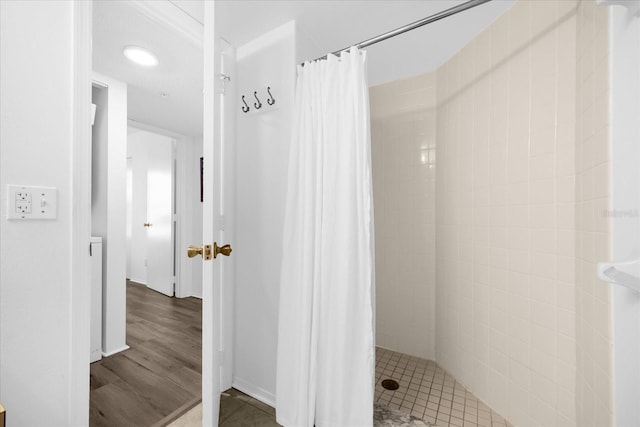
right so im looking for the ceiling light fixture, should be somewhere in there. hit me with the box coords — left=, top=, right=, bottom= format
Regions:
left=123, top=45, right=158, bottom=67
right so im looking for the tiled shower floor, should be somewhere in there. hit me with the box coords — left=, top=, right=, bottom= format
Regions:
left=375, top=348, right=514, bottom=427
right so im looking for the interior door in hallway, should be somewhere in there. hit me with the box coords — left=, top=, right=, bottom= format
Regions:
left=145, top=134, right=175, bottom=297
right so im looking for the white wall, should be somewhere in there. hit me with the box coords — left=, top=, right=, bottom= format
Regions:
left=0, top=1, right=85, bottom=425
left=609, top=4, right=640, bottom=426
left=92, top=72, right=128, bottom=357
left=232, top=21, right=296, bottom=405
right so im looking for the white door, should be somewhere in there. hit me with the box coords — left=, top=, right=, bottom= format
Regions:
left=202, top=2, right=223, bottom=425
left=218, top=39, right=236, bottom=392
left=146, top=137, right=175, bottom=296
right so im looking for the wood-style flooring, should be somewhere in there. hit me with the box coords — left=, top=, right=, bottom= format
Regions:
left=90, top=280, right=202, bottom=427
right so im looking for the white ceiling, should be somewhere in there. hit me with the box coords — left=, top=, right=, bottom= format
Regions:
left=92, top=0, right=514, bottom=137
left=93, top=1, right=204, bottom=137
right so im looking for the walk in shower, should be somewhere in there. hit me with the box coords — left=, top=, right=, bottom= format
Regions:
left=369, top=69, right=513, bottom=427
left=218, top=0, right=627, bottom=425
left=369, top=1, right=617, bottom=426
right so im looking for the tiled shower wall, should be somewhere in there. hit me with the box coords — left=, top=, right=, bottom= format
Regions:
left=371, top=73, right=437, bottom=360
left=575, top=1, right=613, bottom=426
left=370, top=1, right=613, bottom=425
left=434, top=1, right=605, bottom=426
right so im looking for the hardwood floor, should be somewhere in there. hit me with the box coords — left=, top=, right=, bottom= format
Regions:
left=90, top=281, right=202, bottom=427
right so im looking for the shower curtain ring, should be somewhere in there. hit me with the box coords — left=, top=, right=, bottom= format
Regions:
left=267, top=86, right=276, bottom=105
left=253, top=91, right=262, bottom=109
left=241, top=95, right=250, bottom=113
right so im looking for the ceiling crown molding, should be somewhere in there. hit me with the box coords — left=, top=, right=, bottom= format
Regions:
left=129, top=0, right=203, bottom=48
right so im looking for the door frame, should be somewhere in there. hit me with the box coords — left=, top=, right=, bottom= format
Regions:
left=91, top=73, right=129, bottom=358
left=70, top=0, right=93, bottom=424
left=71, top=0, right=224, bottom=424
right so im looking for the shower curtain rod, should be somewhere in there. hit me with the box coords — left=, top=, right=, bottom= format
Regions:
left=303, top=0, right=493, bottom=64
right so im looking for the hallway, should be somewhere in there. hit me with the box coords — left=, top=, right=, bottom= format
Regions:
left=90, top=281, right=202, bottom=426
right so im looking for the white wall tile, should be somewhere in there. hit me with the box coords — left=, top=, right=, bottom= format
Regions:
left=371, top=74, right=437, bottom=360
left=575, top=1, right=613, bottom=425
left=433, top=1, right=607, bottom=425
left=372, top=2, right=613, bottom=426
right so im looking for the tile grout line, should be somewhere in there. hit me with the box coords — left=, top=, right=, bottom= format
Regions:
left=375, top=348, right=512, bottom=427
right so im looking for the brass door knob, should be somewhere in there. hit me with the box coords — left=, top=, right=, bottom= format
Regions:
left=188, top=244, right=213, bottom=260
left=143, top=222, right=152, bottom=227
left=213, top=242, right=232, bottom=258
left=187, top=245, right=203, bottom=258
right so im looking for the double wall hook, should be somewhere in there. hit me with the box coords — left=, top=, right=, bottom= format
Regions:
left=253, top=91, right=262, bottom=109
left=241, top=95, right=250, bottom=113
left=267, top=86, right=276, bottom=105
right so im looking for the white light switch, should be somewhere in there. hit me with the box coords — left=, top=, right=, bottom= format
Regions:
left=7, top=185, right=57, bottom=220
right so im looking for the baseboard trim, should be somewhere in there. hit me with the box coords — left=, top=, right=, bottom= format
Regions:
left=128, top=278, right=147, bottom=286
left=101, top=344, right=130, bottom=358
left=231, top=377, right=275, bottom=408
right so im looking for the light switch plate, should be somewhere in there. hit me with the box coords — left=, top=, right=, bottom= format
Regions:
left=7, top=185, right=57, bottom=220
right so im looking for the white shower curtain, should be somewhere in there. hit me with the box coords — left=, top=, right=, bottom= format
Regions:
left=275, top=46, right=375, bottom=427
